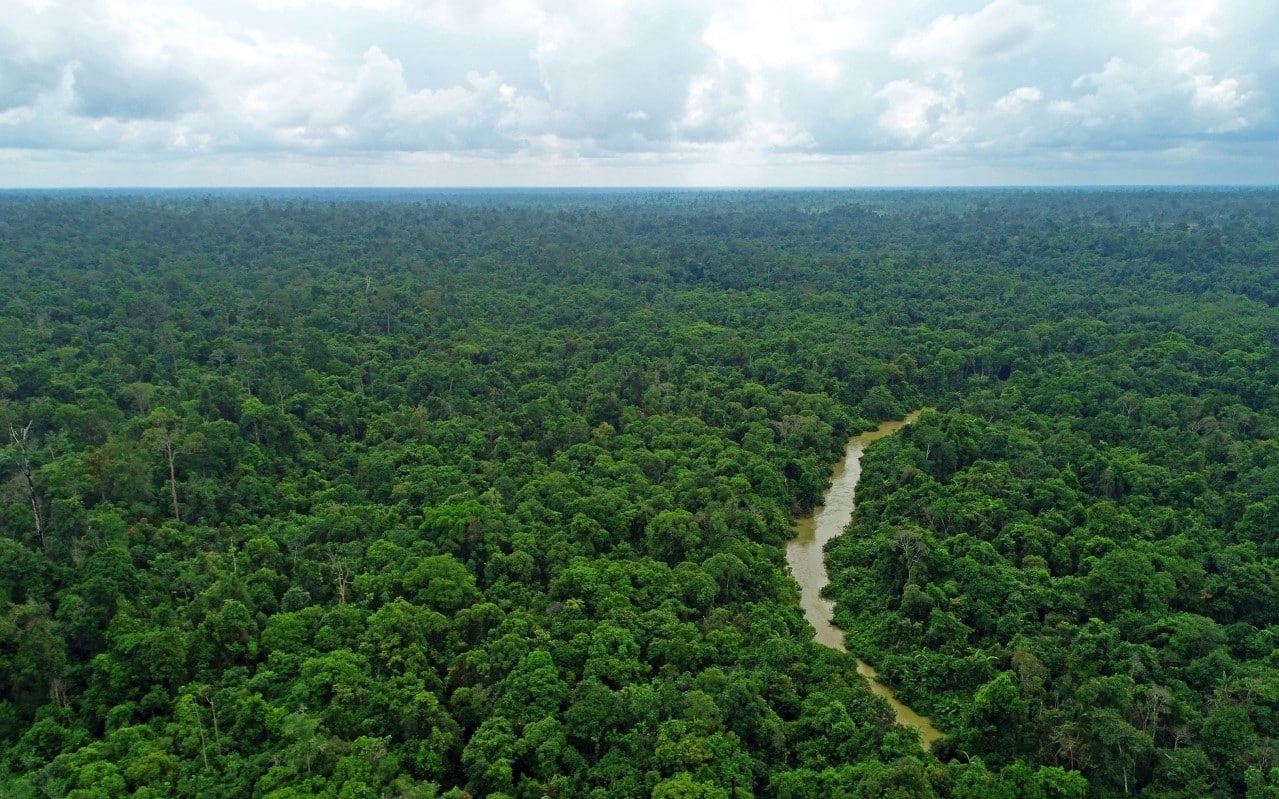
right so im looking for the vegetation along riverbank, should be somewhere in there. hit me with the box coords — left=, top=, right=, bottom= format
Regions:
left=2, top=188, right=1278, bottom=797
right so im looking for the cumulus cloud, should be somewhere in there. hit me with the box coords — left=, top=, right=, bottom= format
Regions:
left=704, top=0, right=876, bottom=82
left=0, top=0, right=1276, bottom=185
left=525, top=1, right=715, bottom=151
left=892, top=0, right=1052, bottom=65
left=875, top=77, right=965, bottom=148
left=229, top=46, right=515, bottom=152
left=674, top=67, right=750, bottom=144
left=1126, top=0, right=1223, bottom=43
left=994, top=86, right=1043, bottom=115
left=1047, top=47, right=1261, bottom=145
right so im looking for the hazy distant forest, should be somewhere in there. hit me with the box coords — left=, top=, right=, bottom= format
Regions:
left=3, top=188, right=1279, bottom=799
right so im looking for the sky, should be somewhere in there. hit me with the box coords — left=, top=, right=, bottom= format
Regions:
left=1, top=0, right=1277, bottom=187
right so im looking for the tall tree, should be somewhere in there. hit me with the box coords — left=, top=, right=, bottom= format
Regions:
left=8, top=421, right=44, bottom=548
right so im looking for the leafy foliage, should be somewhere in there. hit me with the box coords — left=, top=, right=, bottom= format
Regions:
left=2, top=187, right=1277, bottom=797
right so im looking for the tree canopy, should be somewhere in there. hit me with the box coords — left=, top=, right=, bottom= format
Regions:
left=2, top=187, right=1278, bottom=798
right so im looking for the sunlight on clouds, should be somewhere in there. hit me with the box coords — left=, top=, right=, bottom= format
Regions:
left=875, top=78, right=963, bottom=148
left=876, top=80, right=943, bottom=144
left=1172, top=46, right=1251, bottom=131
left=1189, top=76, right=1248, bottom=133
left=703, top=0, right=870, bottom=83
left=693, top=0, right=886, bottom=156
left=675, top=71, right=747, bottom=143
left=738, top=74, right=814, bottom=150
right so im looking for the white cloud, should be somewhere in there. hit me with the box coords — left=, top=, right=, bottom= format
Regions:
left=538, top=4, right=713, bottom=146
left=1126, top=0, right=1222, bottom=43
left=893, top=0, right=1052, bottom=66
left=994, top=86, right=1043, bottom=114
left=674, top=69, right=748, bottom=144
left=876, top=80, right=946, bottom=146
left=875, top=73, right=970, bottom=149
left=0, top=0, right=1276, bottom=185
left=704, top=0, right=875, bottom=83
left=1048, top=47, right=1261, bottom=144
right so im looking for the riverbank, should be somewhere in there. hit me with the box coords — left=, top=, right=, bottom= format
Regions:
left=785, top=411, right=945, bottom=749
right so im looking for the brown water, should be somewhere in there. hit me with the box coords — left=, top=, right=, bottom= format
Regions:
left=786, top=411, right=945, bottom=749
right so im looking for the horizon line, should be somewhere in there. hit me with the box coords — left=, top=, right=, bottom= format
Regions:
left=3, top=184, right=1277, bottom=192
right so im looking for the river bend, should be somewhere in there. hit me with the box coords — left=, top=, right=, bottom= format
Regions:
left=785, top=411, right=944, bottom=749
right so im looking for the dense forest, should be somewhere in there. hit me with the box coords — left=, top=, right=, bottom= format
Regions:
left=1, top=188, right=1277, bottom=798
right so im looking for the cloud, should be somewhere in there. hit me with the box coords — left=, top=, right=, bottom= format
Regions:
left=704, top=0, right=876, bottom=82
left=674, top=67, right=749, bottom=144
left=693, top=0, right=906, bottom=156
left=875, top=74, right=968, bottom=149
left=0, top=56, right=61, bottom=112
left=0, top=9, right=67, bottom=112
left=525, top=1, right=715, bottom=150
left=1046, top=48, right=1262, bottom=146
left=1126, top=0, right=1222, bottom=43
left=70, top=54, right=207, bottom=121
left=0, top=0, right=1276, bottom=185
left=205, top=0, right=716, bottom=155
left=994, top=86, right=1043, bottom=115
left=340, top=49, right=518, bottom=151
left=893, top=0, right=1052, bottom=65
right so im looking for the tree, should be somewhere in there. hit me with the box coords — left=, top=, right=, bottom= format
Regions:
left=141, top=407, right=199, bottom=522
left=7, top=421, right=45, bottom=548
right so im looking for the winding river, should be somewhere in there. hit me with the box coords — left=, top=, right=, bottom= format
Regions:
left=786, top=411, right=945, bottom=749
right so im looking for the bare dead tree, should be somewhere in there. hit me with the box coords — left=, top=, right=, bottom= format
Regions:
left=1170, top=724, right=1191, bottom=752
left=193, top=704, right=210, bottom=769
left=142, top=408, right=199, bottom=523
left=1049, top=721, right=1093, bottom=772
left=207, top=695, right=223, bottom=755
left=148, top=427, right=182, bottom=522
left=49, top=678, right=70, bottom=709
left=890, top=526, right=930, bottom=586
left=1141, top=685, right=1171, bottom=741
left=329, top=553, right=350, bottom=604
left=9, top=422, right=45, bottom=548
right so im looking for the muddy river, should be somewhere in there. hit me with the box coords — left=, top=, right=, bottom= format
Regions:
left=786, top=411, right=944, bottom=749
